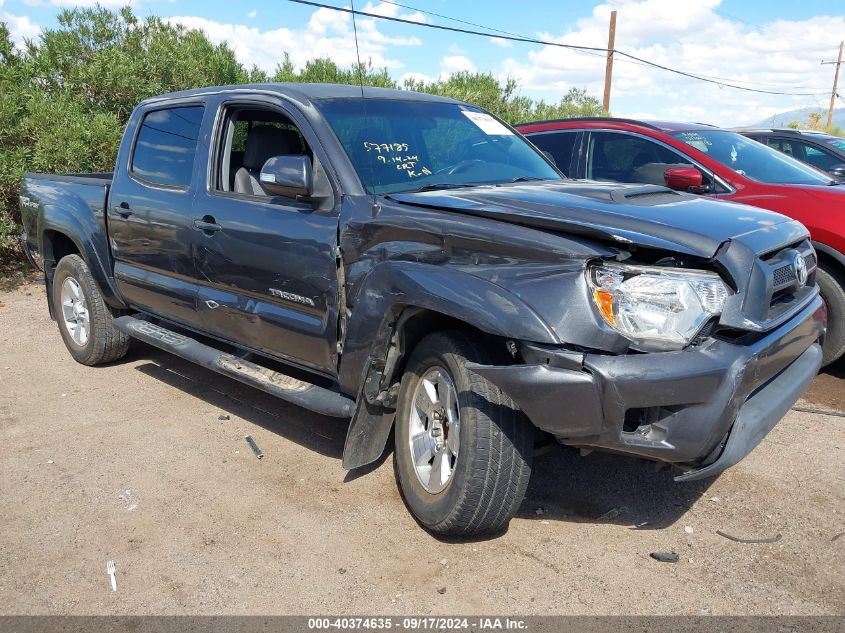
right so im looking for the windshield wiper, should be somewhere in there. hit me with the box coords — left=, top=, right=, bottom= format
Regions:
left=496, top=176, right=548, bottom=185
left=407, top=183, right=478, bottom=193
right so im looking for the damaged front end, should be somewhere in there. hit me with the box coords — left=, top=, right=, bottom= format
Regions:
left=470, top=231, right=827, bottom=481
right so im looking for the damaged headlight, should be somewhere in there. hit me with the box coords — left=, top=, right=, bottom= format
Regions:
left=587, top=262, right=730, bottom=351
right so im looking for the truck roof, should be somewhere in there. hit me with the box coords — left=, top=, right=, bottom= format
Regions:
left=141, top=82, right=464, bottom=107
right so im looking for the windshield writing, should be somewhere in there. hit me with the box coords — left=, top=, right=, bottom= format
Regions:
left=316, top=98, right=560, bottom=194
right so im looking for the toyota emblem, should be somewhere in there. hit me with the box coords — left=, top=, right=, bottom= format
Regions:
left=793, top=253, right=808, bottom=286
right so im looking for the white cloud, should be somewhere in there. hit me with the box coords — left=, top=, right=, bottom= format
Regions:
left=489, top=37, right=513, bottom=49
left=362, top=1, right=427, bottom=24
left=495, top=0, right=844, bottom=126
left=246, top=10, right=257, bottom=19
left=1, top=10, right=39, bottom=48
left=168, top=3, right=424, bottom=73
left=440, top=55, right=476, bottom=78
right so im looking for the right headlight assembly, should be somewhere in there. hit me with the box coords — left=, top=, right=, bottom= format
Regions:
left=587, top=262, right=730, bottom=352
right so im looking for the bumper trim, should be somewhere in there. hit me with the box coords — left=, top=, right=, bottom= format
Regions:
left=466, top=363, right=604, bottom=438
left=673, top=342, right=822, bottom=482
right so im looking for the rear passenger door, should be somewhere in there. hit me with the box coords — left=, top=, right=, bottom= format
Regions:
left=190, top=96, right=341, bottom=375
left=108, top=103, right=206, bottom=329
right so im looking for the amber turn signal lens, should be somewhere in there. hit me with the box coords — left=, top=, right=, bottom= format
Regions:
left=593, top=289, right=615, bottom=326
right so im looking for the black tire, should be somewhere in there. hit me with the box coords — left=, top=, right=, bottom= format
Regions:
left=817, top=264, right=845, bottom=367
left=52, top=254, right=130, bottom=366
left=393, top=330, right=533, bottom=536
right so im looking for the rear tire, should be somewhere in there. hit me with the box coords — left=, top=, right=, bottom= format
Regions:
left=817, top=264, right=845, bottom=367
left=52, top=254, right=130, bottom=366
left=393, top=330, right=533, bottom=536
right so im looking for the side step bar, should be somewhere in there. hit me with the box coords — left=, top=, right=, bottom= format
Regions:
left=114, top=316, right=355, bottom=418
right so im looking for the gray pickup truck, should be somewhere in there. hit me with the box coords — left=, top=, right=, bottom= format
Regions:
left=20, top=84, right=826, bottom=535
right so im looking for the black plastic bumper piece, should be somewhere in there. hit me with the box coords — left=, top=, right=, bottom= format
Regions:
left=114, top=316, right=355, bottom=418
left=470, top=295, right=826, bottom=475
left=673, top=342, right=822, bottom=481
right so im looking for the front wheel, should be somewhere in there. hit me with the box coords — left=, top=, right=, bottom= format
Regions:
left=393, top=331, right=533, bottom=536
left=817, top=264, right=845, bottom=366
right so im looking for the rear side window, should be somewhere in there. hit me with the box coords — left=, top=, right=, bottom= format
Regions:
left=528, top=132, right=578, bottom=175
left=131, top=106, right=204, bottom=187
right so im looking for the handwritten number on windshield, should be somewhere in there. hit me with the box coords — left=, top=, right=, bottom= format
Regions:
left=364, top=141, right=432, bottom=178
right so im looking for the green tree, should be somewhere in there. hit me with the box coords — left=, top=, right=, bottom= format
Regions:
left=0, top=6, right=603, bottom=265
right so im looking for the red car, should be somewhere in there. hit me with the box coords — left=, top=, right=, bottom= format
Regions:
left=517, top=118, right=845, bottom=366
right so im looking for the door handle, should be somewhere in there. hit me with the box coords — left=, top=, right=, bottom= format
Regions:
left=116, top=201, right=132, bottom=218
left=193, top=216, right=222, bottom=234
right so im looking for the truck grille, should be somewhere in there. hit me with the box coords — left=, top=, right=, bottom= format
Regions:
left=772, top=263, right=795, bottom=287
left=771, top=254, right=815, bottom=287
left=761, top=242, right=818, bottom=324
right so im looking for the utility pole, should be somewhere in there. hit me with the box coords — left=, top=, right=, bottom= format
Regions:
left=824, top=41, right=843, bottom=128
left=602, top=10, right=617, bottom=115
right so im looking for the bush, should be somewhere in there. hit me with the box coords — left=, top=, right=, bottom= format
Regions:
left=0, top=7, right=603, bottom=264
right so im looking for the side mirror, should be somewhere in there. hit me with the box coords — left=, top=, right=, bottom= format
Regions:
left=664, top=166, right=703, bottom=192
left=829, top=163, right=845, bottom=179
left=260, top=155, right=312, bottom=198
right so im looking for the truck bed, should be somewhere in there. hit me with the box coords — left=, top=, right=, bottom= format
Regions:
left=19, top=172, right=114, bottom=270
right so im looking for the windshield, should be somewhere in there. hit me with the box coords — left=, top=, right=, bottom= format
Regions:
left=671, top=130, right=833, bottom=185
left=315, top=98, right=561, bottom=194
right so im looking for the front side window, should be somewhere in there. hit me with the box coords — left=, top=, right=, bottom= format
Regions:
left=586, top=131, right=695, bottom=185
left=215, top=106, right=310, bottom=199
left=315, top=98, right=560, bottom=194
left=673, top=130, right=833, bottom=185
left=131, top=106, right=204, bottom=187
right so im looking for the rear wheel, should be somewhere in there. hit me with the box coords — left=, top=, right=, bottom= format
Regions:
left=393, top=331, right=533, bottom=536
left=52, top=254, right=130, bottom=366
left=817, top=264, right=845, bottom=367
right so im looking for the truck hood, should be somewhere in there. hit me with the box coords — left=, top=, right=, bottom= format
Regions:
left=388, top=181, right=804, bottom=258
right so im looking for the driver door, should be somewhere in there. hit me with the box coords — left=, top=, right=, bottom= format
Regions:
left=191, top=96, right=341, bottom=374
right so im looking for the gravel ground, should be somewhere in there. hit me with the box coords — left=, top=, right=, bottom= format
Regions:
left=0, top=279, right=843, bottom=615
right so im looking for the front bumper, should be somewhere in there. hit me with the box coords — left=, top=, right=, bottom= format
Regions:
left=470, top=295, right=826, bottom=481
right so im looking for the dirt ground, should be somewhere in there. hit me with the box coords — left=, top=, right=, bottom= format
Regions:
left=0, top=279, right=843, bottom=616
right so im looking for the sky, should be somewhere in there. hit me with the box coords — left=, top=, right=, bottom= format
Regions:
left=2, top=0, right=844, bottom=126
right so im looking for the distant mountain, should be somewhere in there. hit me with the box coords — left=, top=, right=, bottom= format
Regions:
left=751, top=107, right=845, bottom=129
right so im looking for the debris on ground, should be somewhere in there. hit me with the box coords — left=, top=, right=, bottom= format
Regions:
left=534, top=507, right=545, bottom=516
left=437, top=587, right=447, bottom=594
left=650, top=551, right=679, bottom=563
left=218, top=414, right=230, bottom=421
left=832, top=532, right=844, bottom=542
left=716, top=530, right=782, bottom=544
left=46, top=459, right=53, bottom=464
left=338, top=568, right=347, bottom=574
left=118, top=489, right=138, bottom=512
left=244, top=435, right=263, bottom=459
left=106, top=560, right=117, bottom=592
left=709, top=496, right=721, bottom=503
left=684, top=526, right=694, bottom=534
left=439, top=558, right=448, bottom=566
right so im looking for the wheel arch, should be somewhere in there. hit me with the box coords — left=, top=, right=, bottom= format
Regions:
left=341, top=303, right=518, bottom=471
left=41, top=214, right=126, bottom=318
left=813, top=241, right=845, bottom=281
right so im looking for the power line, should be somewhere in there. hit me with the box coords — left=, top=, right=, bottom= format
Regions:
left=386, top=0, right=829, bottom=92
left=287, top=0, right=829, bottom=97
